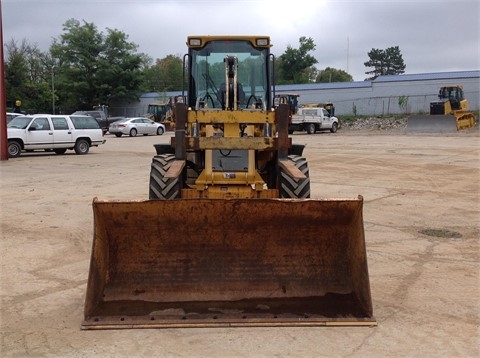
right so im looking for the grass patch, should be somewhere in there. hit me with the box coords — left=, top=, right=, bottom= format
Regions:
left=419, top=228, right=462, bottom=239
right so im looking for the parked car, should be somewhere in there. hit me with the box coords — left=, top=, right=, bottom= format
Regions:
left=7, top=114, right=106, bottom=158
left=71, top=110, right=124, bottom=134
left=108, top=117, right=165, bottom=137
left=6, top=112, right=23, bottom=123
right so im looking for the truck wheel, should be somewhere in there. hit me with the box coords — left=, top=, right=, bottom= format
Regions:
left=8, top=140, right=22, bottom=158
left=280, top=155, right=310, bottom=198
left=74, top=139, right=90, bottom=154
left=54, top=148, right=67, bottom=155
left=306, top=123, right=316, bottom=134
left=149, top=154, right=181, bottom=200
left=330, top=122, right=338, bottom=133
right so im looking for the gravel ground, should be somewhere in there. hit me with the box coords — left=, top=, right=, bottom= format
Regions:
left=1, top=126, right=479, bottom=357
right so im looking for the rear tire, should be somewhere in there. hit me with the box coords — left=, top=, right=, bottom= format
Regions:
left=115, top=133, right=122, bottom=137
left=129, top=128, right=137, bottom=137
left=280, top=155, right=310, bottom=198
left=149, top=154, right=182, bottom=200
left=74, top=139, right=90, bottom=154
left=54, top=148, right=67, bottom=155
left=306, top=123, right=316, bottom=134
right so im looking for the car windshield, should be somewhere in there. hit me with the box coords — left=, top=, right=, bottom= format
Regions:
left=7, top=116, right=33, bottom=129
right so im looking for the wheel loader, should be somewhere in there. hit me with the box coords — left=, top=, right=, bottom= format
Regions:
left=407, top=85, right=476, bottom=132
left=82, top=36, right=376, bottom=329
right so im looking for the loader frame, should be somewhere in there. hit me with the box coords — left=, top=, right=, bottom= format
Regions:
left=82, top=36, right=376, bottom=329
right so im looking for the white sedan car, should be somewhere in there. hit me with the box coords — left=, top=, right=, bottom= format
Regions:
left=109, top=117, right=166, bottom=137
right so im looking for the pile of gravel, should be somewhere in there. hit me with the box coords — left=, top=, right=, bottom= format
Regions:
left=341, top=117, right=408, bottom=131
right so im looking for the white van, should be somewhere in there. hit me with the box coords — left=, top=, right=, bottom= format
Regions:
left=7, top=114, right=106, bottom=158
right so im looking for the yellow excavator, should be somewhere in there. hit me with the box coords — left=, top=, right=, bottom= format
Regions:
left=82, top=36, right=376, bottom=329
left=407, top=85, right=476, bottom=132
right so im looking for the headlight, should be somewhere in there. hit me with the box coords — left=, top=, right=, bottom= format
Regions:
left=256, top=38, right=269, bottom=46
left=189, top=38, right=202, bottom=46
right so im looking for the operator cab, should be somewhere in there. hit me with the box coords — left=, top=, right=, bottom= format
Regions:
left=186, top=37, right=272, bottom=111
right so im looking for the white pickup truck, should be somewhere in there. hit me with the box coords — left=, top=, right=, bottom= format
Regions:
left=289, top=107, right=339, bottom=134
left=7, top=114, right=106, bottom=158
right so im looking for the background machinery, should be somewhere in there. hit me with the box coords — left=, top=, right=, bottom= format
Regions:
left=82, top=36, right=375, bottom=329
left=146, top=97, right=176, bottom=131
left=407, top=85, right=476, bottom=132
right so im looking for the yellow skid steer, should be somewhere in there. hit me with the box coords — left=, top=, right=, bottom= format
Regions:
left=82, top=36, right=376, bottom=329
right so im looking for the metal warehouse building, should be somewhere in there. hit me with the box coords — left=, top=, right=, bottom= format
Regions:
left=111, top=70, right=479, bottom=117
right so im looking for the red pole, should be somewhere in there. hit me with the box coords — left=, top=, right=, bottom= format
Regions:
left=0, top=0, right=8, bottom=161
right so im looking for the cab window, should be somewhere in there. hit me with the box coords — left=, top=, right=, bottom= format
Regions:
left=31, top=118, right=50, bottom=130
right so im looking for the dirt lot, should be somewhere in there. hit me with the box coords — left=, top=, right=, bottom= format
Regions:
left=1, top=126, right=479, bottom=357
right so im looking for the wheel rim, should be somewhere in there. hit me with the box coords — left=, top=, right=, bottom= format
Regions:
left=8, top=143, right=20, bottom=157
left=130, top=128, right=137, bottom=137
left=76, top=140, right=89, bottom=154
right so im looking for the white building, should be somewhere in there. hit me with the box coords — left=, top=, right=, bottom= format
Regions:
left=110, top=70, right=479, bottom=117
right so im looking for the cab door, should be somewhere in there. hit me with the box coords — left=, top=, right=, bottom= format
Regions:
left=25, top=117, right=54, bottom=149
left=321, top=108, right=334, bottom=129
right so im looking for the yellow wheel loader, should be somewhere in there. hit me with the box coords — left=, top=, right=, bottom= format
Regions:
left=407, top=85, right=476, bottom=132
left=82, top=36, right=376, bottom=329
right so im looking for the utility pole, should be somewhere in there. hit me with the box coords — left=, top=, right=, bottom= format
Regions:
left=0, top=2, right=8, bottom=161
left=51, top=65, right=56, bottom=114
left=346, top=36, right=350, bottom=74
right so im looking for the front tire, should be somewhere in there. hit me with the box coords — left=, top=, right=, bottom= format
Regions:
left=280, top=155, right=310, bottom=198
left=330, top=122, right=338, bottom=133
left=74, top=139, right=90, bottom=154
left=157, top=127, right=164, bottom=135
left=8, top=140, right=22, bottom=158
left=149, top=154, right=182, bottom=199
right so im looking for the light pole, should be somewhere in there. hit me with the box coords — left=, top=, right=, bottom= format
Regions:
left=51, top=65, right=55, bottom=114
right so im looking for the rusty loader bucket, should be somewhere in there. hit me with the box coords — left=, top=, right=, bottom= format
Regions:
left=82, top=197, right=376, bottom=329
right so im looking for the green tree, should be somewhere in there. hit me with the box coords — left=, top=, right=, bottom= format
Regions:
left=364, top=46, right=406, bottom=80
left=278, top=37, right=318, bottom=84
left=4, top=39, right=52, bottom=113
left=144, top=55, right=183, bottom=92
left=316, top=67, right=353, bottom=83
left=96, top=28, right=149, bottom=102
left=50, top=19, right=146, bottom=112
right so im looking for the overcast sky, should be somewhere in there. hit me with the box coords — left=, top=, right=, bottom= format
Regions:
left=3, top=0, right=479, bottom=81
